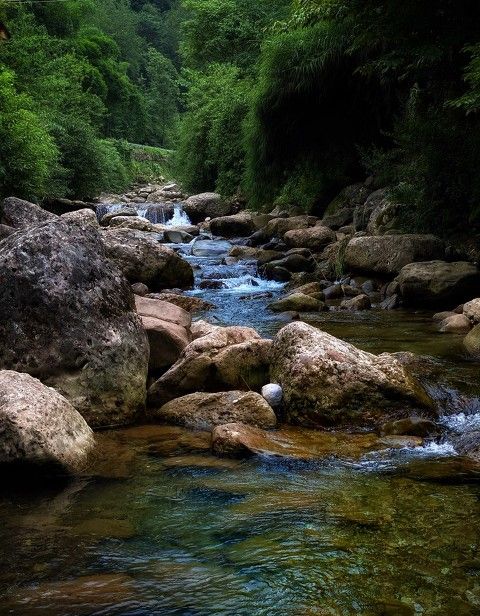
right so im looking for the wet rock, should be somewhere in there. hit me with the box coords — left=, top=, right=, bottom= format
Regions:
left=263, top=254, right=315, bottom=274
left=284, top=225, right=336, bottom=250
left=262, top=264, right=291, bottom=282
left=102, top=228, right=194, bottom=291
left=269, top=293, right=324, bottom=312
left=148, top=292, right=215, bottom=313
left=270, top=322, right=435, bottom=428
left=0, top=370, right=95, bottom=474
left=0, top=220, right=149, bottom=428
left=433, top=310, right=456, bottom=322
left=439, top=313, right=472, bottom=334
left=340, top=294, right=371, bottom=311
left=379, top=417, right=438, bottom=437
left=463, top=323, right=480, bottom=358
left=397, top=261, right=480, bottom=307
left=191, top=238, right=232, bottom=257
left=148, top=326, right=269, bottom=406
left=0, top=196, right=58, bottom=228
left=261, top=384, right=283, bottom=409
left=211, top=423, right=423, bottom=460
left=100, top=206, right=137, bottom=225
left=109, top=215, right=157, bottom=232
left=463, top=298, right=480, bottom=324
left=345, top=234, right=445, bottom=275
left=164, top=228, right=194, bottom=243
left=61, top=208, right=99, bottom=228
left=264, top=215, right=318, bottom=239
left=154, top=391, right=277, bottom=430
left=199, top=279, right=226, bottom=289
left=210, top=212, right=256, bottom=238
left=184, top=193, right=231, bottom=223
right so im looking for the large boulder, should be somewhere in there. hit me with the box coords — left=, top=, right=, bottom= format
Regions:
left=353, top=188, right=387, bottom=231
left=148, top=326, right=271, bottom=407
left=344, top=235, right=445, bottom=275
left=0, top=370, right=95, bottom=474
left=102, top=228, right=194, bottom=291
left=184, top=193, right=231, bottom=223
left=135, top=296, right=192, bottom=373
left=284, top=225, right=336, bottom=250
left=108, top=216, right=158, bottom=233
left=264, top=216, right=318, bottom=239
left=0, top=197, right=58, bottom=228
left=209, top=212, right=256, bottom=238
left=366, top=196, right=401, bottom=235
left=61, top=209, right=99, bottom=228
left=152, top=391, right=277, bottom=430
left=0, top=219, right=149, bottom=428
left=270, top=322, right=435, bottom=428
left=464, top=324, right=480, bottom=358
left=397, top=261, right=480, bottom=307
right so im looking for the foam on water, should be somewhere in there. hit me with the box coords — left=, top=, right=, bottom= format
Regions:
left=166, top=203, right=192, bottom=227
left=440, top=411, right=480, bottom=433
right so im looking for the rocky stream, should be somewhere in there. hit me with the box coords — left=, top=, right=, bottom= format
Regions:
left=0, top=185, right=480, bottom=615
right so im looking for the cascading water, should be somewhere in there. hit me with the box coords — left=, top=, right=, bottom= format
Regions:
left=166, top=202, right=192, bottom=227
left=96, top=201, right=191, bottom=226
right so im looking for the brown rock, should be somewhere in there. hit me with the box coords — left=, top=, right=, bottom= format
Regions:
left=284, top=226, right=336, bottom=250
left=148, top=292, right=215, bottom=313
left=439, top=313, right=472, bottom=334
left=340, top=294, right=371, bottom=311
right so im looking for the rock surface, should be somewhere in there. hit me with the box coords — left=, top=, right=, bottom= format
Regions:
left=270, top=322, right=435, bottom=428
left=438, top=314, right=472, bottom=334
left=148, top=293, right=215, bottom=313
left=184, top=193, right=231, bottom=222
left=148, top=326, right=270, bottom=406
left=0, top=197, right=58, bottom=228
left=397, top=261, right=480, bottom=307
left=269, top=293, right=324, bottom=313
left=463, top=298, right=480, bottom=324
left=344, top=235, right=445, bottom=275
left=464, top=324, right=480, bottom=358
left=284, top=226, right=336, bottom=250
left=261, top=384, right=283, bottom=409
left=0, top=219, right=149, bottom=427
left=153, top=391, right=277, bottom=430
left=209, top=212, right=256, bottom=238
left=102, top=228, right=194, bottom=291
left=0, top=370, right=95, bottom=474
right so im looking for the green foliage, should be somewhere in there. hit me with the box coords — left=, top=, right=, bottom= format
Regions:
left=0, top=0, right=181, bottom=201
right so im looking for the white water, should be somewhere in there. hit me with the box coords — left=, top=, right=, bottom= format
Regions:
left=166, top=203, right=192, bottom=227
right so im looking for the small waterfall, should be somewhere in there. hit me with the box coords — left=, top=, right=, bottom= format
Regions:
left=137, top=203, right=173, bottom=225
left=166, top=203, right=192, bottom=227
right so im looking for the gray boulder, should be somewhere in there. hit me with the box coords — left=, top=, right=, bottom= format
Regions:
left=184, top=193, right=231, bottom=223
left=0, top=219, right=149, bottom=428
left=1, top=197, right=57, bottom=228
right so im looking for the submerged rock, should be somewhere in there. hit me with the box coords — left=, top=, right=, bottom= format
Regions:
left=397, top=261, right=480, bottom=307
left=0, top=370, right=94, bottom=474
left=211, top=423, right=422, bottom=460
left=0, top=219, right=149, bottom=427
left=153, top=391, right=277, bottom=430
left=270, top=322, right=435, bottom=428
left=102, top=227, right=194, bottom=290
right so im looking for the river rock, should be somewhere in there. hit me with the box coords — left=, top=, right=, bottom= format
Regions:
left=344, top=235, right=445, bottom=275
left=397, top=261, right=480, bottom=307
left=438, top=313, right=472, bottom=334
left=148, top=292, right=215, bottom=313
left=0, top=219, right=149, bottom=427
left=153, top=391, right=277, bottom=430
left=164, top=228, right=194, bottom=243
left=210, top=212, right=256, bottom=238
left=340, top=294, right=371, bottom=311
left=366, top=193, right=401, bottom=235
left=132, top=282, right=149, bottom=296
left=270, top=322, right=435, bottom=428
left=269, top=293, right=324, bottom=312
left=100, top=206, right=138, bottom=225
left=109, top=215, right=157, bottom=233
left=379, top=416, right=438, bottom=438
left=263, top=254, right=315, bottom=275
left=463, top=324, right=480, bottom=358
left=148, top=326, right=270, bottom=407
left=61, top=208, right=99, bottom=227
left=264, top=216, right=318, bottom=239
left=135, top=296, right=192, bottom=372
left=0, top=196, right=58, bottom=228
left=102, top=228, right=194, bottom=290
left=0, top=224, right=13, bottom=241
left=284, top=225, right=336, bottom=250
left=463, top=298, right=480, bottom=324
left=322, top=183, right=372, bottom=229
left=0, top=370, right=95, bottom=474
left=261, top=384, right=283, bottom=409
left=191, top=239, right=232, bottom=257
left=184, top=193, right=231, bottom=223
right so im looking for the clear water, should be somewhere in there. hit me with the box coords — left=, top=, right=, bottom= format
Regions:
left=1, top=241, right=480, bottom=615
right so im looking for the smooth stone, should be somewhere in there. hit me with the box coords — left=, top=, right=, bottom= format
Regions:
left=261, top=384, right=283, bottom=408
left=439, top=313, right=472, bottom=334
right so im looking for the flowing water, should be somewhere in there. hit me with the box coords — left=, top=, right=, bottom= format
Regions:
left=1, top=230, right=480, bottom=615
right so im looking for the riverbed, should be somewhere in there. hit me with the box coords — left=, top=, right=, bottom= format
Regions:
left=1, top=235, right=479, bottom=615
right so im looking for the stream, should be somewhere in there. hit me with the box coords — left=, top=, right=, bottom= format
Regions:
left=1, top=207, right=480, bottom=615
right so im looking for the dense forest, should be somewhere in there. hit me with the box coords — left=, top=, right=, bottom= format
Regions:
left=1, top=0, right=480, bottom=233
